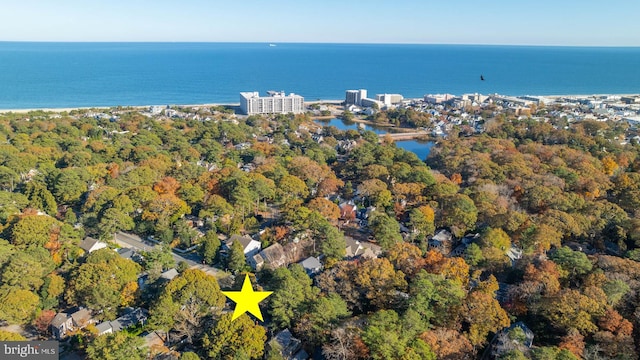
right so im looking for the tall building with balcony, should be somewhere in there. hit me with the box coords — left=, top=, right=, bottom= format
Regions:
left=345, top=89, right=368, bottom=106
left=239, top=91, right=305, bottom=115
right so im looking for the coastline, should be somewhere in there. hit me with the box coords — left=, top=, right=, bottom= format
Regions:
left=0, top=103, right=242, bottom=114
left=0, top=101, right=346, bottom=114
left=1, top=93, right=639, bottom=114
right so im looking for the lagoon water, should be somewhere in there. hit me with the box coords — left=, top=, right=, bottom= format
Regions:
left=1, top=42, right=640, bottom=109
left=315, top=118, right=435, bottom=161
left=315, top=118, right=396, bottom=135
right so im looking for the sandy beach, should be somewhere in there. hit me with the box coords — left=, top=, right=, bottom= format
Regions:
left=1, top=94, right=638, bottom=115
left=0, top=103, right=244, bottom=114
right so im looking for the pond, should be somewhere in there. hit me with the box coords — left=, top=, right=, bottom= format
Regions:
left=315, top=118, right=435, bottom=161
left=395, top=139, right=435, bottom=162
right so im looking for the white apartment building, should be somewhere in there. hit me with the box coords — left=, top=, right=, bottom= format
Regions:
left=424, top=94, right=456, bottom=104
left=376, top=93, right=404, bottom=106
left=240, top=91, right=304, bottom=115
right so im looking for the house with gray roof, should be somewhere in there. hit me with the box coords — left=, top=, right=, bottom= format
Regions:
left=116, top=247, right=137, bottom=260
left=345, top=237, right=382, bottom=259
left=271, top=329, right=309, bottom=360
left=49, top=308, right=94, bottom=339
left=250, top=243, right=288, bottom=271
left=50, top=312, right=73, bottom=340
left=299, top=256, right=322, bottom=276
left=160, top=268, right=179, bottom=281
left=96, top=308, right=148, bottom=336
left=428, top=229, right=454, bottom=254
left=70, top=308, right=93, bottom=329
left=486, top=322, right=535, bottom=359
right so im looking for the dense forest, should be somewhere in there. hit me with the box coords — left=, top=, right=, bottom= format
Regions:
left=0, top=106, right=640, bottom=360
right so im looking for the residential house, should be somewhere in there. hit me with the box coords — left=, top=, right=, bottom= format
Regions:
left=116, top=247, right=137, bottom=261
left=339, top=201, right=357, bottom=221
left=271, top=329, right=309, bottom=360
left=223, top=235, right=262, bottom=258
left=299, top=256, right=322, bottom=276
left=184, top=215, right=204, bottom=228
left=50, top=308, right=95, bottom=340
left=338, top=139, right=357, bottom=152
left=250, top=243, right=288, bottom=271
left=449, top=244, right=468, bottom=257
left=96, top=308, right=149, bottom=336
left=95, top=322, right=113, bottom=336
left=50, top=312, right=73, bottom=340
left=506, top=245, right=523, bottom=264
left=140, top=331, right=177, bottom=359
left=234, top=142, right=252, bottom=150
left=363, top=108, right=377, bottom=116
left=71, top=308, right=94, bottom=329
left=347, top=104, right=361, bottom=113
left=282, top=241, right=307, bottom=265
left=486, top=322, right=535, bottom=359
left=565, top=241, right=596, bottom=255
left=428, top=229, right=454, bottom=254
left=450, top=233, right=480, bottom=257
left=345, top=237, right=382, bottom=259
left=357, top=206, right=376, bottom=220
left=79, top=237, right=107, bottom=254
left=160, top=268, right=179, bottom=281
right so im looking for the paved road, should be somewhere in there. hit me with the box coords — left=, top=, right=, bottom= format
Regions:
left=114, top=231, right=222, bottom=278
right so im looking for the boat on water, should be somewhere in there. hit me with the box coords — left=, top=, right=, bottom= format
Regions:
left=269, top=43, right=277, bottom=47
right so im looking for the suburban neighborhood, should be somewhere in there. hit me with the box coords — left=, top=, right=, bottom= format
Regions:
left=1, top=90, right=640, bottom=359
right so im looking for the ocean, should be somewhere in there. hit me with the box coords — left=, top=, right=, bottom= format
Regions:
left=1, top=42, right=639, bottom=109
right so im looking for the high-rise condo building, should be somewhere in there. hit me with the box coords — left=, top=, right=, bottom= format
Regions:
left=239, top=91, right=305, bottom=115
left=345, top=89, right=368, bottom=106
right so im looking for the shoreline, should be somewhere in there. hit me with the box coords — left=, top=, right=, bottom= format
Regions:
left=0, top=100, right=345, bottom=114
left=1, top=93, right=639, bottom=114
left=0, top=102, right=243, bottom=114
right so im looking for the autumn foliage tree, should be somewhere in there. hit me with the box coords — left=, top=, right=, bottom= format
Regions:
left=202, top=314, right=266, bottom=360
left=540, top=288, right=605, bottom=335
left=592, top=309, right=636, bottom=359
left=308, top=197, right=340, bottom=222
left=65, top=249, right=141, bottom=320
left=148, top=269, right=226, bottom=343
left=420, top=328, right=473, bottom=360
left=316, top=258, right=407, bottom=313
left=438, top=193, right=478, bottom=237
left=558, top=328, right=585, bottom=359
left=409, top=205, right=435, bottom=240
left=463, top=291, right=510, bottom=346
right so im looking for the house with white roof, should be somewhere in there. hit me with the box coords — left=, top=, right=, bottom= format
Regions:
left=223, top=234, right=262, bottom=258
left=79, top=237, right=107, bottom=254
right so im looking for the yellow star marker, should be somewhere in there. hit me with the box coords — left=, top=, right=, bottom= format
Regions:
left=222, top=274, right=273, bottom=321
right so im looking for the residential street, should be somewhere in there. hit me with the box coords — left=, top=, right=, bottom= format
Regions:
left=114, top=231, right=221, bottom=278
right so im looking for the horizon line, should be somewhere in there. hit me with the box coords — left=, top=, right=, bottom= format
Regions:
left=1, top=40, right=640, bottom=48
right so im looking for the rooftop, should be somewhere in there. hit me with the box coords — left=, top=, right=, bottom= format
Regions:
left=240, top=91, right=303, bottom=99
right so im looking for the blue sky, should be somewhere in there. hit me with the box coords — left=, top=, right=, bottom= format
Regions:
left=2, top=0, right=639, bottom=46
